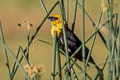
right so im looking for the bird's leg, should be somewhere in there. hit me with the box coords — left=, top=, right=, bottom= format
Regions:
left=64, top=58, right=77, bottom=73
left=70, top=58, right=78, bottom=80
left=64, top=58, right=78, bottom=78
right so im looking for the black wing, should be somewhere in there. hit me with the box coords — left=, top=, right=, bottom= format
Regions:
left=58, top=26, right=99, bottom=70
left=58, top=26, right=82, bottom=48
left=58, top=26, right=82, bottom=55
left=66, top=27, right=82, bottom=48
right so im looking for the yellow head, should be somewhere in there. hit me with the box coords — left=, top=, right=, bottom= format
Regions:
left=48, top=14, right=63, bottom=38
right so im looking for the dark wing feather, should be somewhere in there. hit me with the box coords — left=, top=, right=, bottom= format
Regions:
left=66, top=27, right=82, bottom=48
left=58, top=27, right=82, bottom=48
left=58, top=26, right=83, bottom=56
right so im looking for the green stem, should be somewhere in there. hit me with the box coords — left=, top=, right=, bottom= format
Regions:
left=11, top=46, right=21, bottom=76
left=106, top=0, right=113, bottom=80
left=26, top=29, right=30, bottom=64
left=56, top=43, right=62, bottom=80
left=51, top=31, right=57, bottom=80
left=81, top=0, right=86, bottom=80
left=0, top=21, right=11, bottom=80
left=72, top=0, right=78, bottom=32
left=66, top=0, right=69, bottom=23
left=58, top=0, right=71, bottom=80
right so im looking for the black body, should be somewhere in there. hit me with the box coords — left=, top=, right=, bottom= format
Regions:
left=58, top=24, right=99, bottom=70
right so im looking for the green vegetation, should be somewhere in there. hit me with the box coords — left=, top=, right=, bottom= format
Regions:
left=0, top=0, right=120, bottom=80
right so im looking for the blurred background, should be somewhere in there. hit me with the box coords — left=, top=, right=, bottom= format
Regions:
left=0, top=0, right=120, bottom=80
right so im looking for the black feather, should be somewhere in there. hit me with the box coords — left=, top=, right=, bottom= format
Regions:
left=57, top=23, right=100, bottom=70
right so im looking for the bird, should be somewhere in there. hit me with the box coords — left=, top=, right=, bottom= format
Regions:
left=48, top=14, right=100, bottom=70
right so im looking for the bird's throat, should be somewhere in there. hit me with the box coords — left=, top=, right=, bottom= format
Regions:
left=51, top=26, right=61, bottom=38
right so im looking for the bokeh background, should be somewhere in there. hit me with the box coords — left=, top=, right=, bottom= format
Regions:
left=0, top=0, right=120, bottom=80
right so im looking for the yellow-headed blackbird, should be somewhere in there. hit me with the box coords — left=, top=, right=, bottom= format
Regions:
left=48, top=14, right=99, bottom=70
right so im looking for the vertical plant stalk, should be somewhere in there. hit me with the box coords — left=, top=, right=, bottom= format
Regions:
left=118, top=17, right=120, bottom=79
left=114, top=44, right=118, bottom=80
left=116, top=18, right=120, bottom=80
left=58, top=0, right=71, bottom=80
left=72, top=0, right=78, bottom=32
left=56, top=43, right=62, bottom=80
left=81, top=0, right=86, bottom=80
left=106, top=0, right=113, bottom=80
left=0, top=21, right=11, bottom=80
left=113, top=14, right=119, bottom=80
left=66, top=0, right=69, bottom=23
left=51, top=31, right=57, bottom=80
left=111, top=14, right=118, bottom=80
left=59, top=0, right=66, bottom=20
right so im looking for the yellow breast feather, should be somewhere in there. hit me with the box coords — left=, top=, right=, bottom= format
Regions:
left=51, top=26, right=61, bottom=38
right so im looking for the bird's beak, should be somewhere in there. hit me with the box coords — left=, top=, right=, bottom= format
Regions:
left=47, top=16, right=53, bottom=20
